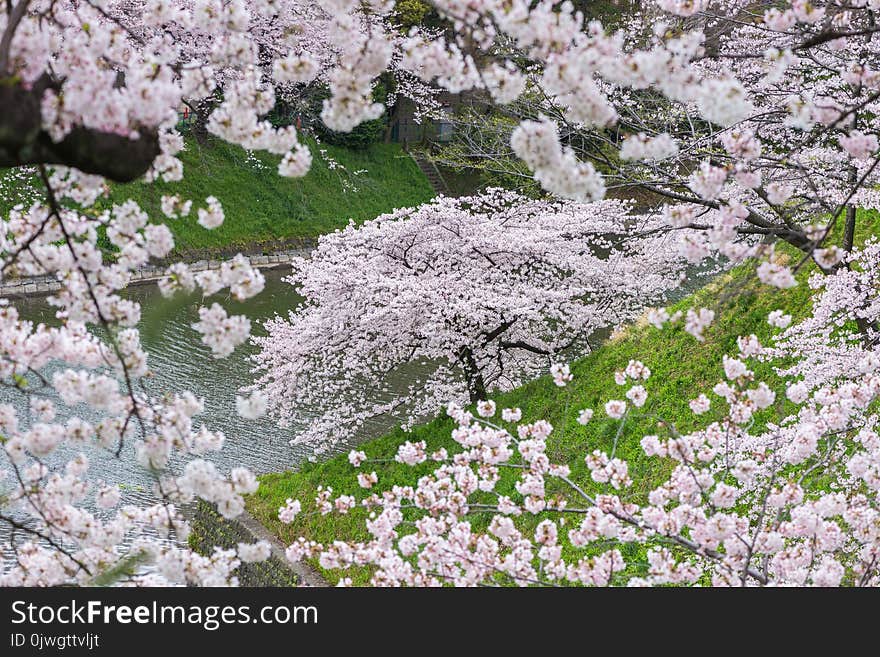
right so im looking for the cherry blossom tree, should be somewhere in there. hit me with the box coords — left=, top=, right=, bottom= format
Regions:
left=413, top=1, right=880, bottom=277
left=2, top=0, right=880, bottom=587
left=252, top=189, right=692, bottom=452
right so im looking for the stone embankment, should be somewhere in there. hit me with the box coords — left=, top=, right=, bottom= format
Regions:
left=189, top=501, right=328, bottom=587
left=0, top=247, right=312, bottom=298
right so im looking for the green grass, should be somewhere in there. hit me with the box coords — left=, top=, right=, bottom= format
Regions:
left=0, top=135, right=435, bottom=255
left=110, top=136, right=435, bottom=253
left=247, top=212, right=880, bottom=585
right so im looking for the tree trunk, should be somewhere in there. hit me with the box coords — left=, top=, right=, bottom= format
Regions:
left=191, top=99, right=216, bottom=145
left=844, top=204, right=857, bottom=254
left=460, top=347, right=487, bottom=404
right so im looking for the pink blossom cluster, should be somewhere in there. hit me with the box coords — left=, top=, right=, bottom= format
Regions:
left=0, top=173, right=268, bottom=586
left=281, top=352, right=880, bottom=586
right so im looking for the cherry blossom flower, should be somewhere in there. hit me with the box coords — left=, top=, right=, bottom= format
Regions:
left=768, top=310, right=793, bottom=329
left=197, top=196, right=225, bottom=230
left=605, top=400, right=627, bottom=420
left=235, top=391, right=268, bottom=420
left=577, top=409, right=594, bottom=425
left=689, top=394, right=711, bottom=415
left=685, top=308, right=715, bottom=342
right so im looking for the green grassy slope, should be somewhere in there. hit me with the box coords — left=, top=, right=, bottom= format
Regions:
left=109, top=137, right=435, bottom=253
left=0, top=136, right=436, bottom=255
left=247, top=214, right=879, bottom=585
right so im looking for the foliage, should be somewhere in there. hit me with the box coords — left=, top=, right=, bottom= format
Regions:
left=316, top=119, right=388, bottom=149
left=391, top=0, right=433, bottom=32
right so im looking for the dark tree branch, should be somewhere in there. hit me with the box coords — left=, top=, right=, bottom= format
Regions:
left=0, top=0, right=29, bottom=73
left=0, top=75, right=159, bottom=182
left=499, top=340, right=551, bottom=355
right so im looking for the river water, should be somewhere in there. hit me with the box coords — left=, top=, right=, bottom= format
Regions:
left=2, top=269, right=310, bottom=512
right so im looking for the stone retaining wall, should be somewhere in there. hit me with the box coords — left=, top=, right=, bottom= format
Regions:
left=188, top=500, right=327, bottom=587
left=0, top=247, right=312, bottom=298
